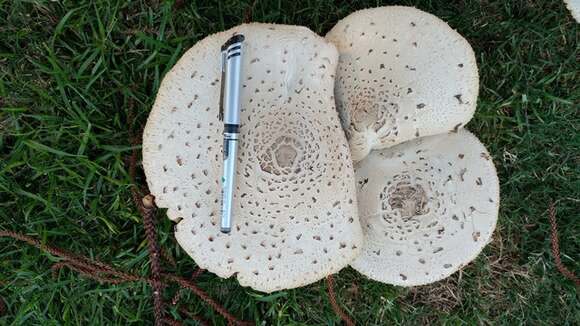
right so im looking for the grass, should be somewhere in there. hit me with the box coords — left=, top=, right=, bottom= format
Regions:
left=0, top=0, right=578, bottom=325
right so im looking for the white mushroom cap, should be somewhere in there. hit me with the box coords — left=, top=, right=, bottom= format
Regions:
left=326, top=6, right=479, bottom=161
left=565, top=0, right=580, bottom=22
left=142, top=23, right=363, bottom=292
left=351, top=129, right=499, bottom=286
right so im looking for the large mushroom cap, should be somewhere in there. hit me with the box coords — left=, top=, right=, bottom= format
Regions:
left=326, top=6, right=479, bottom=161
left=351, top=129, right=499, bottom=286
left=143, top=23, right=363, bottom=292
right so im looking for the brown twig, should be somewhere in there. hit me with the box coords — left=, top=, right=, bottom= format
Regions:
left=171, top=269, right=205, bottom=305
left=51, top=261, right=138, bottom=285
left=0, top=231, right=253, bottom=325
left=190, top=268, right=205, bottom=280
left=160, top=247, right=177, bottom=268
left=140, top=195, right=165, bottom=326
left=0, top=231, right=143, bottom=284
left=243, top=0, right=258, bottom=23
left=178, top=306, right=210, bottom=326
left=126, top=98, right=148, bottom=196
left=163, top=317, right=184, bottom=326
left=127, top=99, right=165, bottom=326
left=326, top=275, right=355, bottom=326
left=548, top=201, right=580, bottom=286
left=171, top=290, right=182, bottom=306
left=164, top=274, right=253, bottom=326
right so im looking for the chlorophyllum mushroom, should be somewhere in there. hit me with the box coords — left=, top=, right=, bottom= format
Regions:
left=565, top=0, right=580, bottom=22
left=350, top=129, right=499, bottom=286
left=326, top=6, right=479, bottom=161
left=142, top=23, right=363, bottom=292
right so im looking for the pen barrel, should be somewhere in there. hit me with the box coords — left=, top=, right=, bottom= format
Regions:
left=221, top=133, right=239, bottom=232
left=223, top=51, right=242, bottom=126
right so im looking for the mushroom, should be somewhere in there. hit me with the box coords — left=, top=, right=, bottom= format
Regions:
left=142, top=23, right=363, bottom=292
left=565, top=0, right=580, bottom=22
left=351, top=129, right=499, bottom=286
left=326, top=6, right=479, bottom=161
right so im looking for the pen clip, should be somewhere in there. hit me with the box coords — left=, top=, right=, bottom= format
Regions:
left=218, top=50, right=226, bottom=121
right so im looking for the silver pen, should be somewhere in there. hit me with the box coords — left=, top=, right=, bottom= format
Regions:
left=219, top=34, right=244, bottom=233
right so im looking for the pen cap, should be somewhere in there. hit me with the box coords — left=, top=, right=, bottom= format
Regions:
left=222, top=35, right=244, bottom=127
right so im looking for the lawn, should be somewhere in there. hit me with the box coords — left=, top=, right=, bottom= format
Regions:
left=0, top=0, right=578, bottom=325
